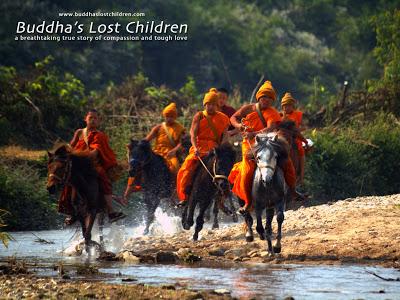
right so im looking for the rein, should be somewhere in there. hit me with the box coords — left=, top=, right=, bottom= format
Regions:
left=197, top=155, right=229, bottom=192
left=48, top=156, right=72, bottom=186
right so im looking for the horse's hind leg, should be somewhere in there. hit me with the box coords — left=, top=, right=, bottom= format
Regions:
left=84, top=212, right=97, bottom=255
left=265, top=208, right=274, bottom=254
left=274, top=203, right=285, bottom=254
left=212, top=198, right=219, bottom=230
left=244, top=211, right=254, bottom=242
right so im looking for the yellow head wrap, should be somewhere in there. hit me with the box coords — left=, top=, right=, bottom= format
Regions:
left=162, top=102, right=178, bottom=119
left=281, top=92, right=297, bottom=106
left=203, top=88, right=220, bottom=106
left=256, top=81, right=276, bottom=101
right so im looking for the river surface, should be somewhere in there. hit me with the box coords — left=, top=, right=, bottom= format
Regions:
left=1, top=226, right=400, bottom=299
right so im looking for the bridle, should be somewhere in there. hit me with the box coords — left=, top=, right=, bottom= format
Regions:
left=48, top=156, right=72, bottom=187
left=197, top=154, right=229, bottom=194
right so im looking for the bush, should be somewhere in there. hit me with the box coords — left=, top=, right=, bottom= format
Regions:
left=0, top=159, right=61, bottom=230
left=305, top=112, right=400, bottom=200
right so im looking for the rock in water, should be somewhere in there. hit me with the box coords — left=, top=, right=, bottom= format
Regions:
left=155, top=251, right=177, bottom=263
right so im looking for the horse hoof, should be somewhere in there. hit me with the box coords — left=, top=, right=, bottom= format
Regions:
left=232, top=215, right=239, bottom=223
left=193, top=234, right=198, bottom=241
left=246, top=235, right=254, bottom=242
left=258, top=234, right=265, bottom=240
left=273, top=246, right=281, bottom=254
left=183, top=223, right=191, bottom=230
left=212, top=224, right=219, bottom=230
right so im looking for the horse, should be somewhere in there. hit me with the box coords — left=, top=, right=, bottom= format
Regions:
left=128, top=139, right=174, bottom=235
left=181, top=143, right=236, bottom=241
left=242, top=133, right=289, bottom=255
left=46, top=144, right=104, bottom=252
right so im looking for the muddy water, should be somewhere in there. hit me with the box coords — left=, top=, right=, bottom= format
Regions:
left=1, top=215, right=400, bottom=300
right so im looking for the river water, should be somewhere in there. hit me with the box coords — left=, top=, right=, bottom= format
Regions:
left=1, top=213, right=400, bottom=300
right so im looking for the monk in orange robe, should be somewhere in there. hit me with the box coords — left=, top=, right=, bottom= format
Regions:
left=176, top=88, right=230, bottom=203
left=123, top=103, right=185, bottom=200
left=280, top=92, right=308, bottom=185
left=228, top=81, right=300, bottom=212
left=68, top=109, right=126, bottom=223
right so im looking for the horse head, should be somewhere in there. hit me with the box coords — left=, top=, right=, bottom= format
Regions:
left=254, top=134, right=279, bottom=185
left=128, top=139, right=152, bottom=177
left=211, top=143, right=236, bottom=195
left=47, top=143, right=72, bottom=194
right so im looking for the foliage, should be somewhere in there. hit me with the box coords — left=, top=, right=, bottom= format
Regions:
left=0, top=209, right=13, bottom=247
left=305, top=113, right=400, bottom=200
left=0, top=159, right=61, bottom=230
left=0, top=56, right=86, bottom=147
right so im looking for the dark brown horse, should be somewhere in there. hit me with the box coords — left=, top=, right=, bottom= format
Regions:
left=47, top=144, right=104, bottom=251
left=182, top=143, right=236, bottom=241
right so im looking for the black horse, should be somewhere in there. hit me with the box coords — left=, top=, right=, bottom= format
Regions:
left=128, top=139, right=174, bottom=235
left=47, top=144, right=104, bottom=251
left=242, top=133, right=289, bottom=255
left=181, top=143, right=236, bottom=241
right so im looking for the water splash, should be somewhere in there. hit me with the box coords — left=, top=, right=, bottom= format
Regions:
left=148, top=207, right=183, bottom=236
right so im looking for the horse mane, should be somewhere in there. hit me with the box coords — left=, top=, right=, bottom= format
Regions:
left=251, top=134, right=289, bottom=161
left=50, top=143, right=97, bottom=177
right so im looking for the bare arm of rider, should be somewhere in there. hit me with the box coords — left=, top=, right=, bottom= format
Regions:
left=144, top=124, right=161, bottom=142
left=230, top=104, right=254, bottom=131
left=70, top=129, right=82, bottom=147
left=190, top=112, right=201, bottom=156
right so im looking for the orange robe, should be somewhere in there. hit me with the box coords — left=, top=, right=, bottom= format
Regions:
left=73, top=130, right=117, bottom=195
left=283, top=110, right=305, bottom=156
left=176, top=111, right=230, bottom=201
left=228, top=107, right=296, bottom=206
left=153, top=122, right=185, bottom=174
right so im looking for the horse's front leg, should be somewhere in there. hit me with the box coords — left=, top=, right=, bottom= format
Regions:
left=193, top=199, right=209, bottom=241
left=212, top=197, right=219, bottom=230
left=255, top=209, right=265, bottom=240
left=229, top=194, right=238, bottom=223
left=84, top=211, right=97, bottom=254
left=265, top=208, right=274, bottom=255
left=244, top=211, right=254, bottom=242
left=144, top=193, right=159, bottom=235
left=274, top=202, right=285, bottom=254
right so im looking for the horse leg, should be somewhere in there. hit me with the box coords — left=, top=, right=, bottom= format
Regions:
left=244, top=211, right=254, bottom=242
left=144, top=195, right=158, bottom=235
left=212, top=198, right=219, bottom=230
left=84, top=212, right=97, bottom=254
left=97, top=212, right=105, bottom=252
left=273, top=203, right=285, bottom=254
left=193, top=202, right=207, bottom=241
left=255, top=209, right=265, bottom=240
left=204, top=204, right=211, bottom=222
left=183, top=197, right=196, bottom=230
left=229, top=194, right=238, bottom=223
left=265, top=208, right=275, bottom=255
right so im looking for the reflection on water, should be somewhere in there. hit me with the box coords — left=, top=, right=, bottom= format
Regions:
left=1, top=227, right=400, bottom=300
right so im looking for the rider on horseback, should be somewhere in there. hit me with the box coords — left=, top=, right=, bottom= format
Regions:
left=228, top=81, right=303, bottom=213
left=123, top=102, right=186, bottom=201
left=176, top=88, right=230, bottom=205
left=64, top=109, right=126, bottom=224
left=280, top=92, right=309, bottom=185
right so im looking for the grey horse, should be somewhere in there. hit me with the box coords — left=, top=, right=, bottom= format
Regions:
left=243, top=133, right=289, bottom=255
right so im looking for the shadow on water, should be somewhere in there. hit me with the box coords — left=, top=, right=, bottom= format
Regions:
left=1, top=225, right=400, bottom=299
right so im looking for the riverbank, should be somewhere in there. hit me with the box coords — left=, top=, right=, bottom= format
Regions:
left=121, top=194, right=400, bottom=267
left=0, top=274, right=233, bottom=299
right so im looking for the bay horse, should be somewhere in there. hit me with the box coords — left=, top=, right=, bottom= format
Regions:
left=128, top=139, right=174, bottom=235
left=46, top=144, right=104, bottom=251
left=242, top=133, right=289, bottom=255
left=181, top=143, right=236, bottom=241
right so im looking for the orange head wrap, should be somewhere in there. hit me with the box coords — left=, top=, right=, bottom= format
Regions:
left=203, top=88, right=220, bottom=106
left=256, top=81, right=276, bottom=101
left=162, top=102, right=178, bottom=119
left=281, top=92, right=297, bottom=106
